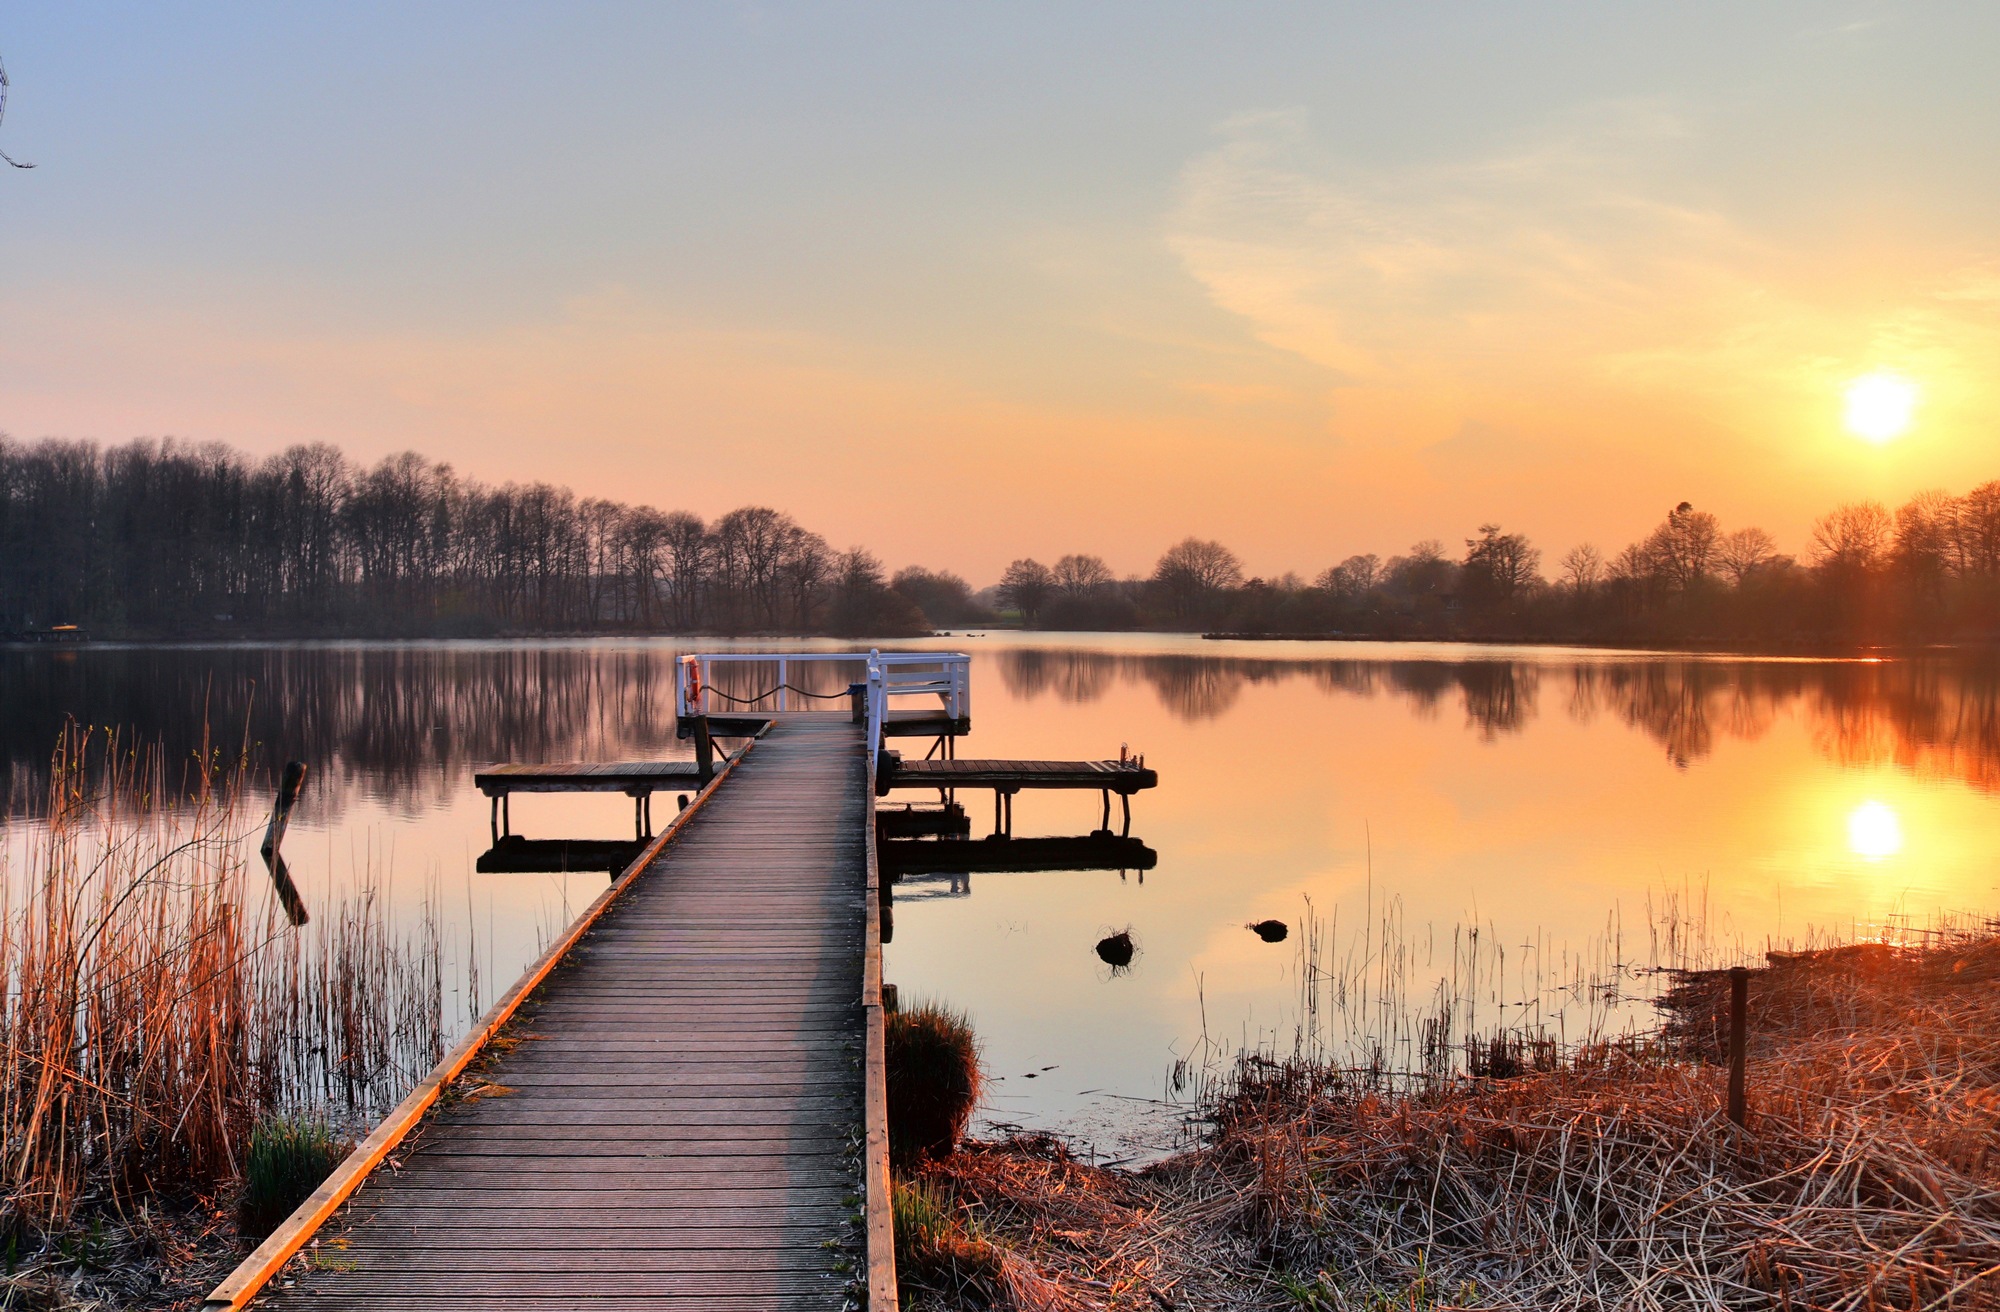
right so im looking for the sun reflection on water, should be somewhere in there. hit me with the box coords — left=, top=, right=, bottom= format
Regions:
left=1847, top=800, right=1904, bottom=861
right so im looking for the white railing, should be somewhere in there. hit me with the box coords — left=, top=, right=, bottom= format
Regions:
left=676, top=650, right=969, bottom=770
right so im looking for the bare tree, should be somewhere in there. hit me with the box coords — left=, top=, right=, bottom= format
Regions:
left=1315, top=554, right=1380, bottom=601
left=1052, top=553, right=1113, bottom=595
left=0, top=56, right=36, bottom=170
left=1810, top=502, right=1893, bottom=573
left=997, top=558, right=1054, bottom=624
left=1646, top=502, right=1720, bottom=591
left=1950, top=482, right=2000, bottom=577
left=1383, top=540, right=1455, bottom=601
left=1151, top=537, right=1242, bottom=623
left=713, top=506, right=796, bottom=629
left=1461, top=524, right=1541, bottom=601
left=891, top=567, right=977, bottom=627
left=1558, top=544, right=1604, bottom=594
left=1715, top=527, right=1777, bottom=586
left=1892, top=492, right=1954, bottom=585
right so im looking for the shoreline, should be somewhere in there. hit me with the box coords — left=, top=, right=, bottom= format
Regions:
left=898, top=931, right=2000, bottom=1310
left=5, top=625, right=1999, bottom=662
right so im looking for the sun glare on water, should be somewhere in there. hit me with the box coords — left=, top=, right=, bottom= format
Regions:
left=1843, top=373, right=1918, bottom=443
left=1847, top=800, right=1904, bottom=861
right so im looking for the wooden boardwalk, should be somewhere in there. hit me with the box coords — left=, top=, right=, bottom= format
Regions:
left=237, top=718, right=876, bottom=1309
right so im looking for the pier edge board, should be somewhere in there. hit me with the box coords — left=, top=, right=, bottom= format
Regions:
left=863, top=750, right=899, bottom=1310
left=200, top=738, right=761, bottom=1311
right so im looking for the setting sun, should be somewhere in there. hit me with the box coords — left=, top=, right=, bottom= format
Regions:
left=1847, top=799, right=1904, bottom=860
left=1844, top=373, right=1919, bottom=443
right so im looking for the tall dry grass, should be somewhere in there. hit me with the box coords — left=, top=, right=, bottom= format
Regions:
left=914, top=911, right=2000, bottom=1310
left=0, top=725, right=446, bottom=1236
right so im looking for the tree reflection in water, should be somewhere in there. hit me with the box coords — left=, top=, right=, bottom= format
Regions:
left=992, top=647, right=2000, bottom=790
left=5, top=645, right=2000, bottom=816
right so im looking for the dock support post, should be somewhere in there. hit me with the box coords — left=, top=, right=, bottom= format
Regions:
left=693, top=716, right=715, bottom=783
left=1098, top=790, right=1111, bottom=836
left=490, top=795, right=500, bottom=844
left=1121, top=792, right=1131, bottom=838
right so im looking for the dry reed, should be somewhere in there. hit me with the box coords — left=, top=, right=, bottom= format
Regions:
left=914, top=921, right=2000, bottom=1310
left=0, top=724, right=448, bottom=1248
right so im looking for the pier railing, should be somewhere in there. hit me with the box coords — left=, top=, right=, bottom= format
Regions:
left=675, top=649, right=970, bottom=768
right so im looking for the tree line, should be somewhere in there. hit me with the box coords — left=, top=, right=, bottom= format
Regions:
left=4, top=434, right=1997, bottom=646
left=991, top=489, right=2000, bottom=646
left=0, top=437, right=967, bottom=636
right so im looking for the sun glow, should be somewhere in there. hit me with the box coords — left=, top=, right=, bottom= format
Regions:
left=1847, top=800, right=1904, bottom=861
left=1843, top=373, right=1918, bottom=443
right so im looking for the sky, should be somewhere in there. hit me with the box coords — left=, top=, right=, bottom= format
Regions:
left=3, top=3, right=1998, bottom=584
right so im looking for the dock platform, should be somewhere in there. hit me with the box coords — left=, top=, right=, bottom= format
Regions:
left=221, top=718, right=878, bottom=1309
left=473, top=761, right=706, bottom=839
left=882, top=758, right=1157, bottom=793
left=881, top=756, right=1157, bottom=835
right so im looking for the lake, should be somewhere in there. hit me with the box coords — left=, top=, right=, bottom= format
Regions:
left=4, top=635, right=1997, bottom=1158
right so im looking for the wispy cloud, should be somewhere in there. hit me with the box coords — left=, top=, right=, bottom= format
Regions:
left=1164, top=104, right=2000, bottom=432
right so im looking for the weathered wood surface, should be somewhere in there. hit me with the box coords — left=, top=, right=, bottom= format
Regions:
left=252, top=719, right=870, bottom=1309
left=884, top=758, right=1158, bottom=793
left=473, top=760, right=706, bottom=796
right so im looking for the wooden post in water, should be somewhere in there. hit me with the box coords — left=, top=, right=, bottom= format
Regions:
left=1727, top=966, right=1749, bottom=1126
left=261, top=761, right=310, bottom=926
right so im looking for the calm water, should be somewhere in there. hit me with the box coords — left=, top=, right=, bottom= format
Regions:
left=5, top=635, right=1999, bottom=1155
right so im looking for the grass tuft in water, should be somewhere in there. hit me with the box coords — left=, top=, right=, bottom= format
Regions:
left=236, top=1116, right=349, bottom=1238
left=886, top=1000, right=982, bottom=1169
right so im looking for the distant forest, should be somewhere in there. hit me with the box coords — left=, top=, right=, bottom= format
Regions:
left=3, top=434, right=1998, bottom=648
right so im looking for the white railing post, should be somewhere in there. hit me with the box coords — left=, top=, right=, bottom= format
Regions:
left=778, top=658, right=788, bottom=713
left=867, top=649, right=885, bottom=772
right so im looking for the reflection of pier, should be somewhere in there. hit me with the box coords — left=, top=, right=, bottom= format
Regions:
left=473, top=835, right=646, bottom=875
left=880, top=833, right=1156, bottom=878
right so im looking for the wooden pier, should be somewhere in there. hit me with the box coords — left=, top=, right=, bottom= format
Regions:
left=208, top=650, right=1153, bottom=1310
left=211, top=716, right=891, bottom=1309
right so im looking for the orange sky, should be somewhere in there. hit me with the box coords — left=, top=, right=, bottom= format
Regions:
left=4, top=6, right=1998, bottom=583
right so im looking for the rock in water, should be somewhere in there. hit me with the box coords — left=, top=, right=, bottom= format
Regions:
left=1248, top=919, right=1289, bottom=943
left=1095, top=930, right=1136, bottom=968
